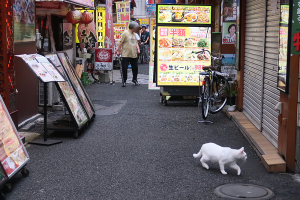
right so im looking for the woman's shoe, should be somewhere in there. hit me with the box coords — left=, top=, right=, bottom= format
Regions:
left=122, top=82, right=126, bottom=87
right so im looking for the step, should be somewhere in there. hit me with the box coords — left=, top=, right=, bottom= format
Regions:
left=225, top=110, right=286, bottom=173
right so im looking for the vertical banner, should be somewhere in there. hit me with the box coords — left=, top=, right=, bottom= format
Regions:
left=116, top=1, right=130, bottom=28
left=150, top=18, right=156, bottom=63
left=278, top=2, right=290, bottom=92
left=105, top=0, right=115, bottom=49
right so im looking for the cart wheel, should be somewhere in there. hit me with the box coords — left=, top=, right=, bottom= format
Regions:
left=21, top=168, right=29, bottom=177
left=73, top=131, right=79, bottom=139
left=3, top=183, right=12, bottom=193
left=163, top=96, right=168, bottom=106
left=160, top=96, right=164, bottom=104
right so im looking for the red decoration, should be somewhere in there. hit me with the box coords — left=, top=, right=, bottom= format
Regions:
left=80, top=11, right=93, bottom=27
left=66, top=10, right=82, bottom=25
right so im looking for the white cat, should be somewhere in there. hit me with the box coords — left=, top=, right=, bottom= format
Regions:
left=193, top=143, right=247, bottom=175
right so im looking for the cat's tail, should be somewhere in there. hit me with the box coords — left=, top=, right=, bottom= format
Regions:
left=193, top=149, right=202, bottom=159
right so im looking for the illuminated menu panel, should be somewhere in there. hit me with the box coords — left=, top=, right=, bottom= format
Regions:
left=156, top=26, right=211, bottom=86
left=157, top=5, right=212, bottom=25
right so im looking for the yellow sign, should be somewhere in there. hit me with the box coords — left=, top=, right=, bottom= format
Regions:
left=150, top=18, right=156, bottom=63
left=114, top=23, right=126, bottom=40
left=140, top=18, right=150, bottom=26
left=157, top=5, right=212, bottom=25
left=116, top=1, right=130, bottom=28
left=156, top=26, right=211, bottom=86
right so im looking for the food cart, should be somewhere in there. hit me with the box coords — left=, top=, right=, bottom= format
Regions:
left=154, top=4, right=212, bottom=105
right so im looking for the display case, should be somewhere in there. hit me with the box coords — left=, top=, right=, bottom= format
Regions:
left=96, top=7, right=106, bottom=48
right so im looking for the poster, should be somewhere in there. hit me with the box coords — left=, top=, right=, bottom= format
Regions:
left=222, top=22, right=236, bottom=44
left=116, top=1, right=131, bottom=28
left=63, top=23, right=73, bottom=50
left=150, top=18, right=156, bottom=63
left=221, top=66, right=237, bottom=80
left=45, top=54, right=88, bottom=126
left=147, top=4, right=156, bottom=17
left=94, top=48, right=113, bottom=70
left=157, top=5, right=211, bottom=24
left=149, top=63, right=160, bottom=90
left=222, top=54, right=235, bottom=66
left=105, top=0, right=115, bottom=49
left=13, top=0, right=36, bottom=42
left=223, top=0, right=237, bottom=22
left=57, top=53, right=94, bottom=119
left=0, top=96, right=29, bottom=177
left=156, top=26, right=211, bottom=86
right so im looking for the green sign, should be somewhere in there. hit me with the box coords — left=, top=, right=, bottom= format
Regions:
left=291, top=0, right=300, bottom=55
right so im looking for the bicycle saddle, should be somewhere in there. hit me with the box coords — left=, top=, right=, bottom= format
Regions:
left=202, top=66, right=216, bottom=71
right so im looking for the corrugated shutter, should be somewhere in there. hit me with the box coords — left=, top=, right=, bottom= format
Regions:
left=243, top=0, right=267, bottom=130
left=262, top=0, right=280, bottom=147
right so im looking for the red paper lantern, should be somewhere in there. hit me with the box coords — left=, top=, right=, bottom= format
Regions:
left=66, top=10, right=82, bottom=25
left=80, top=11, right=93, bottom=27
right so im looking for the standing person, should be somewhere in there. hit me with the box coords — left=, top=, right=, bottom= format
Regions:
left=140, top=24, right=150, bottom=64
left=117, top=22, right=140, bottom=87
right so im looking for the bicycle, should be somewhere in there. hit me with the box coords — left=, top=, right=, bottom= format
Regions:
left=197, top=49, right=231, bottom=121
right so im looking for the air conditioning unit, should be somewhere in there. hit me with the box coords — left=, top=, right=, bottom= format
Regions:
left=38, top=81, right=61, bottom=106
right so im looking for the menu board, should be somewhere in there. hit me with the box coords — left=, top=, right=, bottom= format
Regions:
left=0, top=96, right=29, bottom=177
left=157, top=5, right=211, bottom=24
left=16, top=54, right=65, bottom=83
left=57, top=53, right=95, bottom=119
left=156, top=26, right=211, bottom=86
left=45, top=54, right=88, bottom=127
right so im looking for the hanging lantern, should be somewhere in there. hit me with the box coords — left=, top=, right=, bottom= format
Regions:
left=80, top=11, right=93, bottom=27
left=66, top=10, right=82, bottom=25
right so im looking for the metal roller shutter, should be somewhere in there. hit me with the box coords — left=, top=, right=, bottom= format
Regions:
left=262, top=0, right=280, bottom=147
left=243, top=0, right=267, bottom=130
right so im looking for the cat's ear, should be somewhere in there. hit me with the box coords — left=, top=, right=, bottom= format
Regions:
left=240, top=147, right=244, bottom=153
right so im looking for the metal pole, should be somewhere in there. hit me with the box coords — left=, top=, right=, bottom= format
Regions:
left=44, top=82, right=48, bottom=142
left=185, top=0, right=189, bottom=4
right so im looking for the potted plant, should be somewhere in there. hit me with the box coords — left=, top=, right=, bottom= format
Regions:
left=226, top=80, right=238, bottom=112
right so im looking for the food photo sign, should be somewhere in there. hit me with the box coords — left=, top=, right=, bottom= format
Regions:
left=94, top=48, right=113, bottom=71
left=0, top=96, right=29, bottom=177
left=157, top=5, right=211, bottom=24
left=156, top=26, right=211, bottom=86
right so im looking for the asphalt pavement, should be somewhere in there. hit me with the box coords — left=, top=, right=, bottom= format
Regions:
left=5, top=63, right=300, bottom=200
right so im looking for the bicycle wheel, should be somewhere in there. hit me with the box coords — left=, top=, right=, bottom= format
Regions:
left=91, top=69, right=101, bottom=82
left=201, top=77, right=210, bottom=120
left=210, top=76, right=229, bottom=114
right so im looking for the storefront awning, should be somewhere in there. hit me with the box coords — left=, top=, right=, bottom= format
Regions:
left=35, top=0, right=95, bottom=10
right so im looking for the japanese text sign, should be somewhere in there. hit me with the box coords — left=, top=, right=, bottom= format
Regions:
left=156, top=26, right=211, bottom=86
left=116, top=1, right=130, bottom=28
left=157, top=5, right=212, bottom=25
left=106, top=0, right=115, bottom=49
left=147, top=4, right=156, bottom=17
left=94, top=48, right=113, bottom=70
